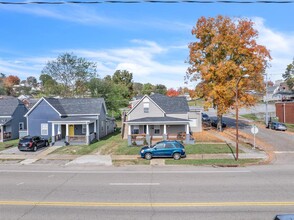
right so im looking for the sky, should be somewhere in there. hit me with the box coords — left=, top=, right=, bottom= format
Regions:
left=0, top=1, right=294, bottom=89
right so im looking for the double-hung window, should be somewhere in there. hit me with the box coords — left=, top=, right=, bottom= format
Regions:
left=41, top=123, right=48, bottom=135
left=143, top=103, right=149, bottom=113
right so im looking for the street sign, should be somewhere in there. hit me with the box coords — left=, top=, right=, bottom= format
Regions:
left=251, top=125, right=259, bottom=134
left=251, top=125, right=258, bottom=149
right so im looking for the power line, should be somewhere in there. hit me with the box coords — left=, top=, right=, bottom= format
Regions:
left=0, top=0, right=293, bottom=4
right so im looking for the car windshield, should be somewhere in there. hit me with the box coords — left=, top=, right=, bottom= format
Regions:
left=20, top=137, right=32, bottom=143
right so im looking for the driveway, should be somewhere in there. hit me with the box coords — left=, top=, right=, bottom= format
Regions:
left=0, top=146, right=49, bottom=156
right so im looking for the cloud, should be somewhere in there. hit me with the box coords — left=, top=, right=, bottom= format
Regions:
left=0, top=40, right=189, bottom=88
left=252, top=17, right=294, bottom=81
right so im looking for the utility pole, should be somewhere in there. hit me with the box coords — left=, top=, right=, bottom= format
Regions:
left=265, top=72, right=269, bottom=127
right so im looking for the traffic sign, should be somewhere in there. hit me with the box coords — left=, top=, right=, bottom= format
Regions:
left=251, top=125, right=259, bottom=134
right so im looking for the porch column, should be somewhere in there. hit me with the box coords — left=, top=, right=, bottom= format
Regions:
left=0, top=125, right=3, bottom=142
left=185, top=123, right=190, bottom=144
left=57, top=124, right=61, bottom=141
left=94, top=120, right=97, bottom=141
left=163, top=124, right=167, bottom=140
left=128, top=125, right=132, bottom=146
left=86, top=123, right=90, bottom=145
left=146, top=124, right=151, bottom=146
left=66, top=124, right=69, bottom=143
left=51, top=123, right=55, bottom=144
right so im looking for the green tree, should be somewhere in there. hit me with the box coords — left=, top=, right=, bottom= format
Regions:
left=26, top=76, right=37, bottom=87
left=39, top=74, right=61, bottom=96
left=89, top=78, right=129, bottom=114
left=154, top=84, right=167, bottom=95
left=41, top=53, right=97, bottom=97
left=0, top=73, right=6, bottom=95
left=142, top=83, right=154, bottom=95
left=112, top=70, right=133, bottom=98
left=282, top=58, right=294, bottom=91
left=133, top=82, right=143, bottom=96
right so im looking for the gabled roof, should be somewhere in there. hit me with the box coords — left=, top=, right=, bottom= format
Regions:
left=150, top=94, right=189, bottom=114
left=25, top=97, right=107, bottom=117
left=0, top=97, right=23, bottom=117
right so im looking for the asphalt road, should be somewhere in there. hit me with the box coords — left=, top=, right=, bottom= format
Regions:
left=1, top=164, right=294, bottom=220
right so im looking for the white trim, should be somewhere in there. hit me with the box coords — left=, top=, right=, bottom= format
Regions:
left=127, top=121, right=189, bottom=125
left=66, top=124, right=69, bottom=136
left=164, top=124, right=167, bottom=135
left=146, top=124, right=149, bottom=135
left=24, top=97, right=61, bottom=117
left=19, top=122, right=24, bottom=130
left=52, top=123, right=55, bottom=137
left=26, top=117, right=29, bottom=134
left=48, top=121, right=92, bottom=124
left=126, top=95, right=166, bottom=116
left=66, top=114, right=100, bottom=116
left=0, top=116, right=12, bottom=118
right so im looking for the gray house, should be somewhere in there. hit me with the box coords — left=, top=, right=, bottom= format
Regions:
left=24, top=97, right=115, bottom=145
left=0, top=97, right=28, bottom=142
left=124, top=94, right=201, bottom=145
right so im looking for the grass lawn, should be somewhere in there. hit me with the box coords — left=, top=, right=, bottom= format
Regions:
left=52, top=130, right=128, bottom=155
left=241, top=114, right=260, bottom=121
left=165, top=158, right=261, bottom=166
left=0, top=139, right=19, bottom=151
left=185, top=143, right=242, bottom=154
left=285, top=123, right=294, bottom=132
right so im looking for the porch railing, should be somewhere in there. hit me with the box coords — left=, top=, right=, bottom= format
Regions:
left=19, top=130, right=28, bottom=139
left=69, top=135, right=86, bottom=142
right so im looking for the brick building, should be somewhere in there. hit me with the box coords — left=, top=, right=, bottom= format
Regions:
left=275, top=102, right=294, bottom=124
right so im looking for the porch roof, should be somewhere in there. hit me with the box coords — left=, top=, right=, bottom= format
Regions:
left=0, top=117, right=12, bottom=126
left=48, top=117, right=96, bottom=124
left=126, top=116, right=190, bottom=125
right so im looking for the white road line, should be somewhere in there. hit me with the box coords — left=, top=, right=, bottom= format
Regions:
left=110, top=183, right=160, bottom=186
left=274, top=151, right=294, bottom=154
left=16, top=182, right=24, bottom=186
left=0, top=170, right=251, bottom=174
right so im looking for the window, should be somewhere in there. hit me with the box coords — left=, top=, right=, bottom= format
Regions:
left=133, top=125, right=139, bottom=134
left=155, top=143, right=165, bottom=149
left=154, top=125, right=160, bottom=134
left=143, top=103, right=149, bottom=113
left=19, top=122, right=24, bottom=130
left=82, top=124, right=86, bottom=134
left=41, top=123, right=48, bottom=135
left=165, top=143, right=174, bottom=149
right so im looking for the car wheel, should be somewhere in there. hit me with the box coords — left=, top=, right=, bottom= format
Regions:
left=33, top=145, right=37, bottom=152
left=145, top=153, right=152, bottom=160
left=173, top=153, right=181, bottom=160
left=45, top=141, right=49, bottom=147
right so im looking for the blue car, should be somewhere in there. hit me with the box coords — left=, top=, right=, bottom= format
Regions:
left=140, top=140, right=186, bottom=160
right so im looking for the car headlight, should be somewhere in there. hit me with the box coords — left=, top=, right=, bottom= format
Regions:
left=182, top=149, right=185, bottom=152
left=141, top=150, right=145, bottom=154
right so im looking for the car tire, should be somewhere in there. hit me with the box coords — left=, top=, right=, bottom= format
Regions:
left=145, top=153, right=152, bottom=160
left=173, top=153, right=181, bottom=160
left=33, top=145, right=37, bottom=152
left=45, top=141, right=49, bottom=147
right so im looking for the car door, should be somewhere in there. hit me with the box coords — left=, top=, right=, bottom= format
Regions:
left=34, top=137, right=41, bottom=148
left=164, top=142, right=175, bottom=156
left=152, top=142, right=166, bottom=157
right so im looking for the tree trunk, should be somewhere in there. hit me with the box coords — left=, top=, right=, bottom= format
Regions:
left=217, top=115, right=223, bottom=132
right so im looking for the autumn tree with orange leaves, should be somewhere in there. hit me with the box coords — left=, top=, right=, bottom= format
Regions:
left=186, top=15, right=271, bottom=130
left=3, top=75, right=20, bottom=95
left=166, top=88, right=180, bottom=97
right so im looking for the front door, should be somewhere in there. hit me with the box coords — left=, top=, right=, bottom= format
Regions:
left=69, top=125, right=74, bottom=136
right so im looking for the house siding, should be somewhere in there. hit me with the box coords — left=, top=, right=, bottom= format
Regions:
left=166, top=113, right=188, bottom=120
left=275, top=102, right=294, bottom=123
left=11, top=103, right=28, bottom=140
left=27, top=99, right=60, bottom=139
left=128, top=97, right=164, bottom=121
left=99, top=105, right=107, bottom=138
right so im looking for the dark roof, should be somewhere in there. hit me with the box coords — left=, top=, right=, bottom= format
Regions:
left=0, top=117, right=12, bottom=126
left=127, top=116, right=190, bottom=123
left=44, top=98, right=105, bottom=115
left=149, top=94, right=189, bottom=114
left=0, top=97, right=23, bottom=116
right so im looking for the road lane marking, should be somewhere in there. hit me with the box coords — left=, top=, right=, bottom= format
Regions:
left=0, top=201, right=294, bottom=207
left=16, top=182, right=24, bottom=186
left=274, top=151, right=294, bottom=154
left=0, top=170, right=251, bottom=174
left=109, top=183, right=160, bottom=186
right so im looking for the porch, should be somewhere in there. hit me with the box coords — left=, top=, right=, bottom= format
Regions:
left=126, top=117, right=193, bottom=146
left=49, top=117, right=98, bottom=146
left=0, top=124, right=12, bottom=143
